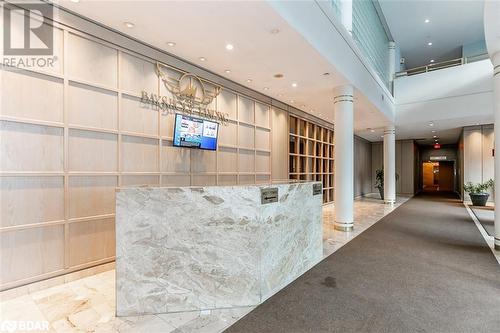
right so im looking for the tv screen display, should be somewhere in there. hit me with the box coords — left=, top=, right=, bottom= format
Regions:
left=173, top=114, right=219, bottom=151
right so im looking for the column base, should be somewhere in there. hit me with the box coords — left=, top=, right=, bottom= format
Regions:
left=384, top=199, right=396, bottom=205
left=334, top=222, right=354, bottom=232
left=494, top=238, right=500, bottom=251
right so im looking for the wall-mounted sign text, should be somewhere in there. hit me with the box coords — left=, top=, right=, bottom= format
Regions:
left=430, top=156, right=447, bottom=161
left=140, top=63, right=228, bottom=125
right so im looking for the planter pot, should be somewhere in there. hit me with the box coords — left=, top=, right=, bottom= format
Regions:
left=378, top=187, right=384, bottom=200
left=469, top=193, right=489, bottom=206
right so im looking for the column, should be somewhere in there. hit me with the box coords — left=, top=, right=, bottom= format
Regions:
left=341, top=0, right=353, bottom=35
left=493, top=51, right=500, bottom=250
left=333, top=85, right=354, bottom=231
left=383, top=125, right=396, bottom=204
left=388, top=42, right=396, bottom=93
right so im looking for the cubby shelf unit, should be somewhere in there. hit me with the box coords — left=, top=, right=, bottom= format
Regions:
left=289, top=116, right=334, bottom=203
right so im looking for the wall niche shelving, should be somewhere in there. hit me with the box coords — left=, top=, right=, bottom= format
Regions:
left=289, top=116, right=334, bottom=203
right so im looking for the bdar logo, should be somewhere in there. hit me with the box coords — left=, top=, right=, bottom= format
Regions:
left=3, top=2, right=54, bottom=55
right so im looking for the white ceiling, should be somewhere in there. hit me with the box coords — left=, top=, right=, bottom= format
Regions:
left=379, top=0, right=485, bottom=69
left=55, top=0, right=390, bottom=140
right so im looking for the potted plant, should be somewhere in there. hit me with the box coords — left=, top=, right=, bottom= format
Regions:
left=464, top=179, right=494, bottom=206
left=374, top=168, right=399, bottom=200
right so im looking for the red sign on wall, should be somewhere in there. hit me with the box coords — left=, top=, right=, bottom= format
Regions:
left=434, top=144, right=441, bottom=149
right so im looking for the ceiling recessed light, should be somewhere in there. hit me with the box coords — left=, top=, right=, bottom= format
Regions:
left=323, top=72, right=330, bottom=76
left=274, top=73, right=284, bottom=78
left=70, top=0, right=80, bottom=3
left=166, top=42, right=176, bottom=47
left=224, top=69, right=231, bottom=73
left=199, top=57, right=206, bottom=61
left=370, top=129, right=375, bottom=133
left=263, top=87, right=270, bottom=91
left=270, top=28, right=280, bottom=34
left=290, top=100, right=295, bottom=104
left=425, top=19, right=430, bottom=23
left=124, top=22, right=135, bottom=28
left=277, top=93, right=283, bottom=97
left=430, top=59, right=435, bottom=63
left=246, top=79, right=252, bottom=83
left=225, top=44, right=234, bottom=51
left=291, top=82, right=298, bottom=88
left=428, top=42, right=433, bottom=46
left=429, top=122, right=434, bottom=127
left=431, top=130, right=436, bottom=133
left=381, top=135, right=384, bottom=138
left=433, top=135, right=437, bottom=138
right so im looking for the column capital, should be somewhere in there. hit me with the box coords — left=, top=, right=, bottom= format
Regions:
left=492, top=51, right=500, bottom=76
left=333, top=85, right=354, bottom=103
left=384, top=125, right=395, bottom=135
left=388, top=41, right=396, bottom=50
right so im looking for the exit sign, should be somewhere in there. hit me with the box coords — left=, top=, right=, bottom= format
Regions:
left=434, top=143, right=441, bottom=149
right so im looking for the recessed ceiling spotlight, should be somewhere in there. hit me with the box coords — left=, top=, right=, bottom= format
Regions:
left=425, top=19, right=430, bottom=23
left=277, top=93, right=283, bottom=97
left=225, top=43, right=234, bottom=51
left=431, top=130, right=436, bottom=133
left=270, top=28, right=280, bottom=34
left=370, top=129, right=375, bottom=133
left=381, top=135, right=384, bottom=138
left=290, top=100, right=295, bottom=104
left=166, top=42, right=176, bottom=47
left=323, top=72, right=330, bottom=76
left=70, top=0, right=80, bottom=3
left=291, top=82, right=298, bottom=88
left=274, top=73, right=284, bottom=78
left=433, top=135, right=437, bottom=138
left=124, top=22, right=135, bottom=28
left=199, top=57, right=206, bottom=61
left=224, top=69, right=231, bottom=73
left=263, top=87, right=270, bottom=91
left=246, top=79, right=252, bottom=83
left=429, top=122, right=434, bottom=127
left=428, top=42, right=433, bottom=46
left=430, top=59, right=435, bottom=63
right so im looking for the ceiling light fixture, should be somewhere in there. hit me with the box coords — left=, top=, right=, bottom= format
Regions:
left=428, top=42, right=433, bottom=46
left=270, top=28, right=280, bottom=34
left=124, top=22, right=135, bottom=28
left=370, top=129, right=375, bottom=133
left=433, top=135, right=437, bottom=138
left=224, top=69, right=231, bottom=73
left=290, top=100, right=295, bottom=104
left=166, top=42, right=176, bottom=47
left=277, top=93, right=283, bottom=97
left=199, top=57, right=206, bottom=61
left=274, top=73, right=284, bottom=78
left=430, top=59, right=435, bottom=63
left=70, top=0, right=80, bottom=3
left=425, top=19, right=430, bottom=23
left=291, top=82, right=298, bottom=88
left=225, top=44, right=234, bottom=51
left=323, top=72, right=330, bottom=76
left=263, top=87, right=270, bottom=91
left=429, top=122, right=434, bottom=127
left=431, top=130, right=436, bottom=133
left=246, top=79, right=252, bottom=83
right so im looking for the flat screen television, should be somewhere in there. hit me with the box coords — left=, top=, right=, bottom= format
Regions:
left=173, top=114, right=219, bottom=151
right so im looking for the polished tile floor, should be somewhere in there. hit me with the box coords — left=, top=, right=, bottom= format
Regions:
left=0, top=194, right=410, bottom=333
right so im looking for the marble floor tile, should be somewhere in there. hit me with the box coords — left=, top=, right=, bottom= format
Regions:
left=0, top=194, right=409, bottom=333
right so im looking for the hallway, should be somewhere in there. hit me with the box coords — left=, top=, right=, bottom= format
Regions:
left=226, top=193, right=500, bottom=333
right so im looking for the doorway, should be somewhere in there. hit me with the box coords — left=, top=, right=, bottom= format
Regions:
left=422, top=161, right=454, bottom=192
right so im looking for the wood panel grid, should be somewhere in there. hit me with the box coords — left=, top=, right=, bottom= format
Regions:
left=0, top=24, right=274, bottom=290
left=289, top=116, right=335, bottom=203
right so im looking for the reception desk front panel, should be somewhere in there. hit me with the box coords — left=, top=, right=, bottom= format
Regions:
left=116, top=182, right=322, bottom=316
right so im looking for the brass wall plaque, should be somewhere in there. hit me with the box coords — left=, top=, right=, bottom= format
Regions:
left=261, top=188, right=278, bottom=204
left=313, top=183, right=322, bottom=196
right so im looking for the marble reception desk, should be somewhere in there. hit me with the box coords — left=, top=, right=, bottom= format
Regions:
left=115, top=182, right=323, bottom=316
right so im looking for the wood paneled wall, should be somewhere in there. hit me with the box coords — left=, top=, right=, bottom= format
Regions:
left=1, top=16, right=284, bottom=290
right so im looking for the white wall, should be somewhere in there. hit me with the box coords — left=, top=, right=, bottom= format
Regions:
left=463, top=125, right=495, bottom=202
left=395, top=60, right=494, bottom=132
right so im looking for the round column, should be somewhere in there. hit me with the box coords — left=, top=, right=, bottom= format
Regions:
left=383, top=125, right=396, bottom=204
left=493, top=51, right=500, bottom=250
left=388, top=42, right=396, bottom=93
left=333, top=85, right=354, bottom=231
